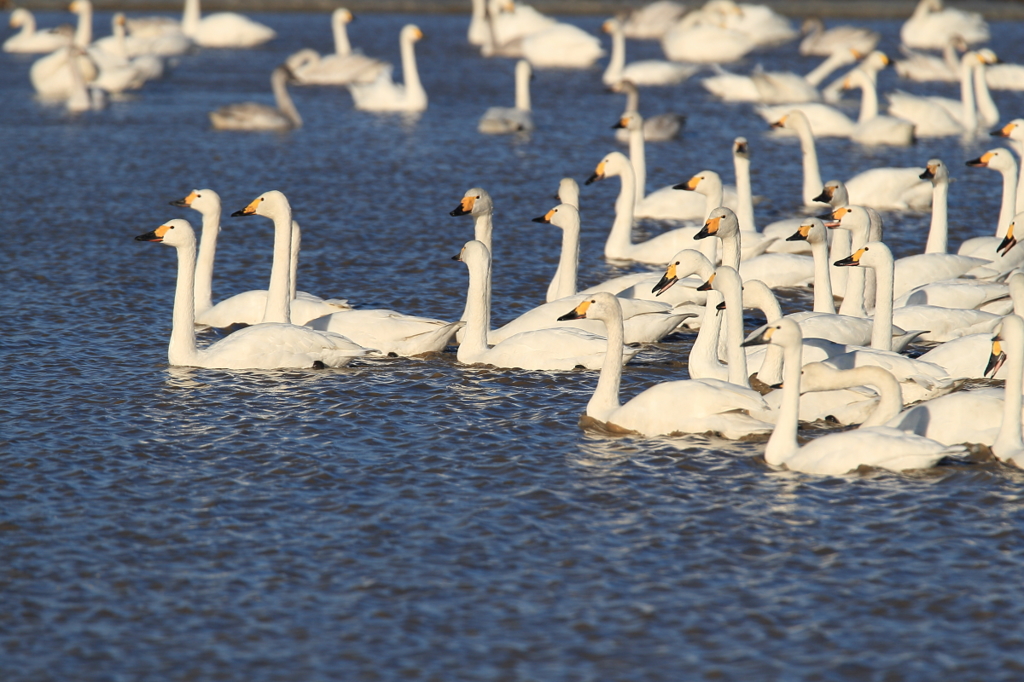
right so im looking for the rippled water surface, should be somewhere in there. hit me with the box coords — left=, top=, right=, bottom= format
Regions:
left=3, top=10, right=1024, bottom=681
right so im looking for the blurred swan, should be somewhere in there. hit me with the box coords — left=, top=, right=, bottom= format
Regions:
left=887, top=51, right=995, bottom=137
left=522, top=21, right=604, bottom=69
left=985, top=60, right=1024, bottom=91
left=4, top=8, right=72, bottom=53
left=454, top=241, right=640, bottom=371
left=702, top=49, right=857, bottom=104
left=135, top=217, right=373, bottom=370
left=348, top=25, right=426, bottom=112
left=612, top=80, right=685, bottom=143
left=93, top=14, right=164, bottom=83
left=29, top=1, right=98, bottom=99
left=895, top=35, right=964, bottom=82
left=745, top=318, right=962, bottom=474
left=602, top=17, right=697, bottom=87
left=485, top=0, right=556, bottom=47
left=286, top=9, right=387, bottom=86
left=210, top=65, right=301, bottom=131
left=661, top=9, right=755, bottom=64
left=991, top=119, right=1024, bottom=210
left=479, top=60, right=533, bottom=134
left=181, top=0, right=276, bottom=49
left=66, top=47, right=105, bottom=113
left=900, top=0, right=988, bottom=49
left=622, top=1, right=688, bottom=40
left=842, top=68, right=915, bottom=146
left=799, top=18, right=878, bottom=57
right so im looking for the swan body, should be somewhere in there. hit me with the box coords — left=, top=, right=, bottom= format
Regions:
left=602, top=18, right=696, bottom=87
left=564, top=292, right=772, bottom=440
left=210, top=65, right=301, bottom=131
left=758, top=103, right=855, bottom=137
left=286, top=9, right=388, bottom=86
left=744, top=319, right=962, bottom=474
left=900, top=0, right=988, bottom=50
left=985, top=63, right=1024, bottom=91
left=348, top=25, right=426, bottom=112
left=479, top=60, right=533, bottom=134
left=799, top=18, right=879, bottom=57
left=623, top=1, right=688, bottom=40
left=612, top=81, right=685, bottom=143
left=894, top=280, right=1010, bottom=311
left=894, top=36, right=964, bottom=82
left=29, top=1, right=99, bottom=99
left=306, top=310, right=464, bottom=357
left=887, top=51, right=995, bottom=137
left=4, top=8, right=72, bottom=53
left=485, top=0, right=556, bottom=47
left=661, top=22, right=755, bottom=64
left=65, top=47, right=106, bottom=113
left=455, top=242, right=639, bottom=371
left=842, top=68, right=915, bottom=146
left=521, top=22, right=604, bottom=69
left=135, top=216, right=372, bottom=370
left=181, top=0, right=276, bottom=48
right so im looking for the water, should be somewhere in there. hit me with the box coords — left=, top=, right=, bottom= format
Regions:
left=3, top=10, right=1024, bottom=681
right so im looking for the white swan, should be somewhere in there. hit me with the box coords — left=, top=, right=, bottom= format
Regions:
left=611, top=80, right=685, bottom=143
left=65, top=47, right=105, bottom=113
left=894, top=35, right=964, bottom=83
left=4, top=8, right=72, bottom=53
left=135, top=216, right=372, bottom=370
left=602, top=17, right=697, bottom=87
left=92, top=13, right=164, bottom=84
left=286, top=9, right=387, bottom=86
left=210, top=65, right=301, bottom=131
left=985, top=61, right=1024, bottom=91
left=454, top=241, right=639, bottom=371
left=887, top=51, right=994, bottom=137
left=29, top=1, right=98, bottom=99
left=181, top=0, right=275, bottom=49
left=348, top=25, right=426, bottom=113
left=842, top=68, right=915, bottom=146
left=521, top=21, right=604, bottom=69
left=660, top=9, right=755, bottom=64
left=170, top=188, right=349, bottom=328
left=990, top=119, right=1024, bottom=211
left=715, top=1, right=798, bottom=48
left=305, top=310, right=463, bottom=357
left=960, top=149, right=1019, bottom=257
left=743, top=318, right=963, bottom=474
left=799, top=18, right=879, bottom=57
left=900, top=0, right=988, bottom=49
left=484, top=0, right=556, bottom=47
left=561, top=292, right=772, bottom=439
left=478, top=60, right=533, bottom=134
left=622, top=1, right=688, bottom=40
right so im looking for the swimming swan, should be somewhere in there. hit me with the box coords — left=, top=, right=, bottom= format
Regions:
left=210, top=65, right=302, bottom=131
left=478, top=59, right=534, bottom=134
left=602, top=17, right=697, bottom=87
left=287, top=9, right=388, bottom=86
left=799, top=18, right=878, bottom=57
left=4, top=8, right=72, bottom=53
left=181, top=0, right=276, bottom=48
left=348, top=25, right=426, bottom=112
left=900, top=0, right=988, bottom=50
left=611, top=80, right=685, bottom=143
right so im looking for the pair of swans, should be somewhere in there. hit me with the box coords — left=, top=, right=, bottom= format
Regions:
left=601, top=17, right=697, bottom=88
left=136, top=192, right=375, bottom=370
left=348, top=25, right=426, bottom=113
left=474, top=1, right=603, bottom=69
left=210, top=65, right=301, bottom=131
left=702, top=48, right=859, bottom=104
left=171, top=188, right=349, bottom=328
left=286, top=9, right=387, bottom=86
left=478, top=60, right=533, bottom=134
left=4, top=8, right=72, bottom=53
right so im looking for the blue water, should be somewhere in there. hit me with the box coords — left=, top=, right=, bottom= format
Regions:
left=2, top=10, right=1024, bottom=681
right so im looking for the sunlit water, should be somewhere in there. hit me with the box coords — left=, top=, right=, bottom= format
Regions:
left=3, top=11, right=1024, bottom=681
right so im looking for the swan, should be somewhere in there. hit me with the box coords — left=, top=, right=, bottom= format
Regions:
left=960, top=149, right=1019, bottom=257
left=743, top=318, right=963, bottom=474
left=348, top=25, right=426, bottom=113
left=622, top=1, right=688, bottom=40
left=686, top=266, right=755, bottom=388
left=895, top=35, right=964, bottom=83
left=286, top=9, right=387, bottom=86
left=449, top=187, right=495, bottom=253
left=985, top=61, right=1024, bottom=91
left=181, top=0, right=275, bottom=49
left=305, top=310, right=463, bottom=357
left=560, top=292, right=772, bottom=439
left=611, top=80, right=685, bottom=143
left=485, top=0, right=556, bottom=47
left=990, top=119, right=1024, bottom=210
left=135, top=216, right=373, bottom=370
left=170, top=188, right=349, bottom=328
left=454, top=241, right=639, bottom=371
left=98, top=10, right=190, bottom=58
left=660, top=9, right=756, bottom=64
left=210, top=65, right=301, bottom=131
left=518, top=17, right=603, bottom=70
left=4, top=8, right=72, bottom=53
left=29, top=1, right=99, bottom=99
left=900, top=0, right=988, bottom=50
left=799, top=18, right=879, bottom=57
left=602, top=17, right=697, bottom=87
left=478, top=60, right=534, bottom=134
left=92, top=13, right=164, bottom=83
left=65, top=47, right=105, bottom=113
left=714, top=1, right=798, bottom=48
left=887, top=51, right=994, bottom=137
left=770, top=110, right=930, bottom=210
left=842, top=68, right=915, bottom=146
left=702, top=61, right=831, bottom=105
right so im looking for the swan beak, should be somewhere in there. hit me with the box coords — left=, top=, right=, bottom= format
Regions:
left=811, top=187, right=833, bottom=203
left=135, top=224, right=172, bottom=242
left=992, top=123, right=1017, bottom=138
left=673, top=176, right=700, bottom=191
left=734, top=139, right=748, bottom=156
left=532, top=208, right=556, bottom=224
left=696, top=273, right=716, bottom=291
left=651, top=263, right=678, bottom=296
left=450, top=195, right=475, bottom=217
left=585, top=160, right=607, bottom=185
left=967, top=152, right=994, bottom=168
left=170, top=190, right=198, bottom=208
left=770, top=115, right=787, bottom=128
left=694, top=215, right=721, bottom=240
left=451, top=246, right=465, bottom=262
left=232, top=196, right=262, bottom=217
left=834, top=248, right=865, bottom=267
left=612, top=117, right=627, bottom=129
left=997, top=223, right=1017, bottom=257
left=822, top=206, right=847, bottom=228
left=919, top=166, right=936, bottom=180
left=787, top=224, right=812, bottom=242
left=558, top=299, right=591, bottom=321
left=741, top=325, right=775, bottom=348
left=716, top=301, right=726, bottom=311
left=986, top=337, right=1007, bottom=377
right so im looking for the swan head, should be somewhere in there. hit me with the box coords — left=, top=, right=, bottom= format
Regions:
left=786, top=218, right=827, bottom=245
left=532, top=203, right=579, bottom=232
left=332, top=8, right=355, bottom=25
left=557, top=292, right=620, bottom=323
left=770, top=110, right=810, bottom=133
left=673, top=170, right=719, bottom=193
left=135, top=218, right=195, bottom=248
left=733, top=137, right=749, bottom=159
left=652, top=249, right=715, bottom=296
left=69, top=0, right=91, bottom=15
left=997, top=217, right=1020, bottom=257
left=919, top=159, right=947, bottom=183
left=825, top=205, right=869, bottom=231
left=991, top=119, right=1024, bottom=141
left=586, top=152, right=628, bottom=185
left=450, top=188, right=493, bottom=217
left=401, top=25, right=424, bottom=43
left=742, top=317, right=802, bottom=349
left=613, top=111, right=642, bottom=131
left=9, top=8, right=31, bottom=28
left=452, top=239, right=489, bottom=266
left=833, top=241, right=891, bottom=270
left=601, top=18, right=622, bottom=34
left=696, top=207, right=739, bottom=240
left=555, top=178, right=580, bottom=207
left=231, top=190, right=290, bottom=219
left=861, top=51, right=890, bottom=71
left=706, top=266, right=741, bottom=297
left=967, top=149, right=1016, bottom=172
left=812, top=180, right=847, bottom=206
left=976, top=48, right=1001, bottom=65
left=170, top=188, right=221, bottom=215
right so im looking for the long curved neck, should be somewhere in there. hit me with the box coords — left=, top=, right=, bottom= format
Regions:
left=473, top=212, right=493, bottom=253
left=810, top=237, right=836, bottom=313
left=459, top=253, right=493, bottom=358
left=400, top=34, right=424, bottom=100
left=721, top=274, right=750, bottom=388
left=796, top=123, right=824, bottom=205
left=855, top=73, right=879, bottom=123
left=765, top=339, right=801, bottom=466
left=515, top=66, right=531, bottom=111
left=272, top=71, right=302, bottom=128
left=994, top=324, right=1024, bottom=457
left=868, top=255, right=894, bottom=351
left=804, top=50, right=846, bottom=87
left=997, top=159, right=1019, bottom=239
left=746, top=285, right=784, bottom=386
left=169, top=239, right=200, bottom=366
left=588, top=307, right=626, bottom=421
left=74, top=4, right=92, bottom=47
left=734, top=154, right=756, bottom=232
left=21, top=13, right=38, bottom=36
left=628, top=125, right=646, bottom=205
left=690, top=297, right=724, bottom=378
left=113, top=19, right=129, bottom=59
left=263, top=210, right=293, bottom=324
left=605, top=166, right=637, bottom=258
left=973, top=62, right=998, bottom=128
left=193, top=207, right=221, bottom=314
left=829, top=228, right=850, bottom=302
left=1014, top=140, right=1024, bottom=211
left=604, top=26, right=625, bottom=83
left=719, top=230, right=740, bottom=271
left=333, top=16, right=351, bottom=56
left=925, top=176, right=949, bottom=253
left=289, top=221, right=301, bottom=301
left=549, top=218, right=579, bottom=301
left=182, top=0, right=200, bottom=37
left=959, top=56, right=977, bottom=135
left=858, top=368, right=904, bottom=427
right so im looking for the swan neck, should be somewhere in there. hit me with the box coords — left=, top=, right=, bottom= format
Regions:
left=333, top=15, right=352, bottom=56
left=193, top=207, right=221, bottom=314
left=856, top=75, right=879, bottom=123
left=459, top=251, right=492, bottom=359
left=474, top=213, right=493, bottom=254
left=994, top=324, right=1024, bottom=456
left=734, top=154, right=756, bottom=232
left=997, top=158, right=1019, bottom=238
left=588, top=304, right=625, bottom=421
left=552, top=217, right=580, bottom=301
left=690, top=299, right=724, bottom=378
left=723, top=278, right=750, bottom=389
left=289, top=221, right=301, bottom=301
left=797, top=122, right=824, bottom=205
left=629, top=126, right=646, bottom=206
left=810, top=237, right=836, bottom=314
left=515, top=66, right=531, bottom=111
left=272, top=70, right=302, bottom=128
left=721, top=230, right=740, bottom=271
left=400, top=33, right=424, bottom=100
left=606, top=165, right=637, bottom=258
left=169, top=239, right=200, bottom=366
left=74, top=3, right=92, bottom=47
left=829, top=229, right=851, bottom=302
left=182, top=0, right=200, bottom=36
left=973, top=62, right=997, bottom=128
left=263, top=210, right=293, bottom=324
left=925, top=177, right=949, bottom=254
left=765, top=340, right=802, bottom=466
left=860, top=370, right=904, bottom=427
left=604, top=27, right=625, bottom=82
left=804, top=51, right=842, bottom=87
left=869, top=254, right=894, bottom=351
left=959, top=57, right=977, bottom=135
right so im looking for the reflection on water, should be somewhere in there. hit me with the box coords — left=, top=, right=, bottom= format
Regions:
left=2, top=10, right=1024, bottom=682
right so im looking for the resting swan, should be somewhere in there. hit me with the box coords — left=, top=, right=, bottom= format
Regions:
left=842, top=68, right=915, bottom=146
left=602, top=17, right=697, bottom=87
left=170, top=189, right=349, bottom=328
left=743, top=318, right=963, bottom=474
left=181, top=0, right=276, bottom=49
left=135, top=216, right=373, bottom=369
left=560, top=292, right=772, bottom=440
left=622, top=1, right=688, bottom=40
left=348, top=25, right=426, bottom=112
left=887, top=51, right=995, bottom=137
left=4, top=8, right=72, bottom=53
left=286, top=9, right=388, bottom=86
left=210, top=65, right=301, bottom=131
left=478, top=60, right=533, bottom=134
left=521, top=21, right=604, bottom=69
left=799, top=18, right=878, bottom=57
left=900, top=0, right=988, bottom=50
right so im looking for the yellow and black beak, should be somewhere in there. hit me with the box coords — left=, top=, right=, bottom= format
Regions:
left=812, top=186, right=833, bottom=204
left=612, top=116, right=628, bottom=129
left=991, top=123, right=1017, bottom=138
left=450, top=195, right=475, bottom=217
left=742, top=324, right=776, bottom=348
left=822, top=206, right=848, bottom=228
left=673, top=176, right=700, bottom=191
left=169, top=190, right=197, bottom=208
left=770, top=115, right=787, bottom=129
left=533, top=207, right=556, bottom=224
left=920, top=165, right=936, bottom=180
left=834, top=247, right=865, bottom=267
left=787, top=224, right=812, bottom=242
left=135, top=223, right=172, bottom=242
left=585, top=160, right=606, bottom=186
left=651, top=262, right=678, bottom=296
left=966, top=151, right=995, bottom=168
left=558, top=299, right=591, bottom=321
left=696, top=273, right=716, bottom=292
left=694, top=215, right=721, bottom=240
left=985, top=337, right=1007, bottom=377
left=997, top=223, right=1017, bottom=257
left=231, top=196, right=262, bottom=217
